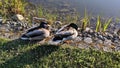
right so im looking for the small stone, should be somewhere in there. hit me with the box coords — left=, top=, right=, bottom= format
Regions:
left=78, top=44, right=89, bottom=49
left=115, top=46, right=120, bottom=52
left=4, top=33, right=11, bottom=38
left=85, top=27, right=94, bottom=33
left=87, top=34, right=92, bottom=38
left=33, top=17, right=47, bottom=23
left=82, top=32, right=88, bottom=37
left=96, top=39, right=103, bottom=44
left=104, top=39, right=112, bottom=46
left=97, top=34, right=104, bottom=41
left=85, top=27, right=91, bottom=32
left=10, top=21, right=17, bottom=26
left=94, top=32, right=98, bottom=37
left=18, top=27, right=23, bottom=31
left=16, top=22, right=22, bottom=27
left=93, top=44, right=102, bottom=50
left=5, top=29, right=10, bottom=32
left=74, top=37, right=83, bottom=42
left=84, top=37, right=93, bottom=44
left=103, top=47, right=112, bottom=52
left=115, top=43, right=120, bottom=47
left=13, top=14, right=25, bottom=22
left=114, top=40, right=119, bottom=43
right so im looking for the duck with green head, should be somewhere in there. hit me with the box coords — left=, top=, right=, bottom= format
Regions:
left=51, top=23, right=78, bottom=44
left=20, top=21, right=51, bottom=41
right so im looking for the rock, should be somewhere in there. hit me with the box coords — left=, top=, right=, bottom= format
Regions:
left=23, top=22, right=29, bottom=28
left=114, top=23, right=120, bottom=34
left=78, top=44, right=89, bottom=49
left=12, top=21, right=17, bottom=26
left=97, top=34, right=105, bottom=41
left=19, top=27, right=23, bottom=30
left=5, top=20, right=29, bottom=32
left=17, top=21, right=22, bottom=25
left=85, top=27, right=91, bottom=32
left=96, top=39, right=103, bottom=44
left=82, top=32, right=88, bottom=37
left=0, top=26, right=10, bottom=32
left=85, top=27, right=94, bottom=33
left=104, top=32, right=113, bottom=40
left=103, top=39, right=112, bottom=46
left=93, top=44, right=102, bottom=50
left=13, top=14, right=25, bottom=22
left=115, top=46, right=120, bottom=52
left=112, top=35, right=120, bottom=42
left=4, top=33, right=11, bottom=38
left=103, top=47, right=112, bottom=52
left=94, top=32, right=98, bottom=37
left=87, top=34, right=92, bottom=38
left=5, top=29, right=10, bottom=32
left=114, top=40, right=119, bottom=44
left=74, top=37, right=83, bottom=42
left=33, top=17, right=47, bottom=23
left=84, top=37, right=93, bottom=44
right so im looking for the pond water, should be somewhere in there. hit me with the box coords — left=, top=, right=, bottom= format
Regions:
left=70, top=0, right=120, bottom=18
left=29, top=0, right=120, bottom=18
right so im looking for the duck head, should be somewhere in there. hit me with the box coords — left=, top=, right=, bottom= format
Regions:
left=68, top=23, right=78, bottom=30
left=39, top=21, right=51, bottom=30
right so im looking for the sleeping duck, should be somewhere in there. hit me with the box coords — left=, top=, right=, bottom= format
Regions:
left=50, top=23, right=78, bottom=44
left=20, top=21, right=51, bottom=41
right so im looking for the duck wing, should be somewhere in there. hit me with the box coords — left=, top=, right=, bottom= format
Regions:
left=27, top=26, right=40, bottom=33
left=53, top=30, right=74, bottom=41
left=21, top=29, right=45, bottom=40
left=25, top=30, right=44, bottom=37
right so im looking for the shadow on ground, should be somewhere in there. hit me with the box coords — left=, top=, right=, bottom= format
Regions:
left=0, top=39, right=59, bottom=67
left=0, top=38, right=45, bottom=52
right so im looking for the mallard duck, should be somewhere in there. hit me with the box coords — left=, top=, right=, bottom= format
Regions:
left=20, top=21, right=51, bottom=41
left=51, top=23, right=78, bottom=44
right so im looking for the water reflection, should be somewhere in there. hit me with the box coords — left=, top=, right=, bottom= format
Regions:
left=71, top=0, right=120, bottom=18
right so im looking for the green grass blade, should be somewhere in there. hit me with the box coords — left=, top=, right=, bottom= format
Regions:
left=96, top=16, right=101, bottom=32
left=103, top=18, right=112, bottom=32
left=81, top=8, right=89, bottom=30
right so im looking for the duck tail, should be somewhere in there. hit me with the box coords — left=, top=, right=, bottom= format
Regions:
left=52, top=36, right=63, bottom=41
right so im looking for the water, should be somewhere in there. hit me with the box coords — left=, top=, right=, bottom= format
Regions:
left=29, top=0, right=120, bottom=18
left=70, top=0, right=120, bottom=18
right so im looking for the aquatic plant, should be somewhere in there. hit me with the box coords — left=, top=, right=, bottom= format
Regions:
left=81, top=8, right=90, bottom=31
left=95, top=16, right=101, bottom=32
left=103, top=18, right=112, bottom=32
left=95, top=16, right=112, bottom=32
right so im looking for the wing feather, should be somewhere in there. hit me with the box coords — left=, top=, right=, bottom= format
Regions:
left=26, top=30, right=44, bottom=37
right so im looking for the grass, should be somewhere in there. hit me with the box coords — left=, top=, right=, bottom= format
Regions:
left=0, top=0, right=57, bottom=24
left=0, top=0, right=27, bottom=20
left=95, top=16, right=101, bottom=32
left=103, top=18, right=112, bottom=32
left=95, top=16, right=112, bottom=32
left=0, top=38, right=120, bottom=68
left=81, top=8, right=90, bottom=31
